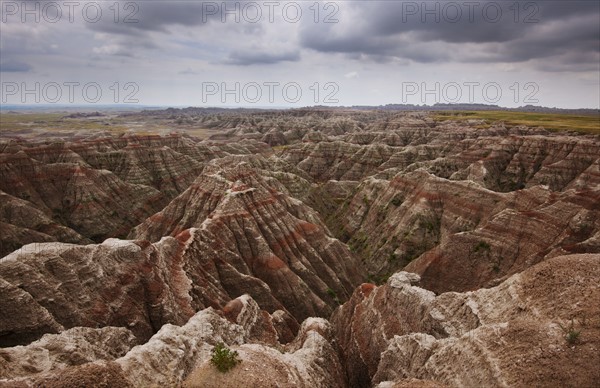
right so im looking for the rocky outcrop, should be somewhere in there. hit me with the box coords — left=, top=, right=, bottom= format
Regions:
left=332, top=254, right=600, bottom=387
left=0, top=295, right=346, bottom=388
left=277, top=120, right=599, bottom=187
left=183, top=317, right=345, bottom=388
left=0, top=150, right=168, bottom=244
left=0, top=135, right=272, bottom=254
left=407, top=187, right=600, bottom=293
left=334, top=168, right=599, bottom=292
left=5, top=255, right=596, bottom=387
left=0, top=238, right=193, bottom=346
left=129, top=154, right=313, bottom=241
left=0, top=190, right=91, bottom=257
left=0, top=326, right=138, bottom=381
left=129, top=159, right=365, bottom=323
left=0, top=158, right=364, bottom=346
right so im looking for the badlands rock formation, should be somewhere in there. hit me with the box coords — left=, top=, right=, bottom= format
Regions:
left=1, top=295, right=346, bottom=387
left=0, top=165, right=363, bottom=345
left=333, top=254, right=600, bottom=387
left=1, top=255, right=596, bottom=387
left=0, top=135, right=262, bottom=256
left=1, top=109, right=598, bottom=387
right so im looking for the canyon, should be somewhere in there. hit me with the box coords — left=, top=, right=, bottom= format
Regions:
left=0, top=109, right=598, bottom=387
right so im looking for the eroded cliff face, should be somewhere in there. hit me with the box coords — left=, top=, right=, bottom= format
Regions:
left=1, top=110, right=599, bottom=387
left=0, top=135, right=265, bottom=256
left=332, top=254, right=600, bottom=388
left=331, top=169, right=599, bottom=292
left=0, top=158, right=364, bottom=347
left=2, top=255, right=596, bottom=387
left=280, top=122, right=600, bottom=292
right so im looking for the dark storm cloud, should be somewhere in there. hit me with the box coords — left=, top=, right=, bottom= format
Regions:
left=87, top=1, right=234, bottom=36
left=363, top=1, right=597, bottom=43
left=362, top=1, right=521, bottom=43
left=83, top=1, right=276, bottom=62
left=301, top=32, right=396, bottom=56
left=81, top=0, right=598, bottom=71
left=0, top=60, right=32, bottom=72
left=535, top=56, right=600, bottom=73
left=496, top=13, right=600, bottom=62
left=300, top=0, right=600, bottom=70
left=225, top=50, right=300, bottom=65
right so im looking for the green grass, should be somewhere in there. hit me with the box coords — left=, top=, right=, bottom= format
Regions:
left=560, top=319, right=582, bottom=345
left=566, top=329, right=581, bottom=344
left=433, top=111, right=600, bottom=134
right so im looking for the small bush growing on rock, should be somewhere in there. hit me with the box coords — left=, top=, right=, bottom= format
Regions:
left=390, top=195, right=403, bottom=206
left=362, top=195, right=370, bottom=206
left=210, top=342, right=241, bottom=373
left=473, top=241, right=491, bottom=252
left=326, top=288, right=341, bottom=305
left=566, top=329, right=581, bottom=344
left=559, top=319, right=581, bottom=345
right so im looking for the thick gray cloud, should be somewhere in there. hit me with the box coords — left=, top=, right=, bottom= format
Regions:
left=87, top=1, right=237, bottom=35
left=362, top=1, right=596, bottom=43
left=0, top=0, right=598, bottom=108
left=299, top=1, right=600, bottom=71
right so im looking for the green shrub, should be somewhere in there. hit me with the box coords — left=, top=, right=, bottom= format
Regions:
left=210, top=342, right=241, bottom=373
left=560, top=319, right=581, bottom=345
left=566, top=329, right=581, bottom=344
left=390, top=195, right=403, bottom=206
left=326, top=288, right=341, bottom=305
left=362, top=195, right=370, bottom=205
left=473, top=241, right=491, bottom=252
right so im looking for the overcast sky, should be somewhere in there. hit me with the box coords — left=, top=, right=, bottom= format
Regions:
left=1, top=0, right=599, bottom=108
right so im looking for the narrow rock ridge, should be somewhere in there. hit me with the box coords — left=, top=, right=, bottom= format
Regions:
left=0, top=135, right=270, bottom=256
left=0, top=160, right=364, bottom=346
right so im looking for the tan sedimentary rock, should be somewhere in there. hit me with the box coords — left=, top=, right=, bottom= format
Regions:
left=0, top=295, right=346, bottom=388
left=0, top=159, right=364, bottom=346
left=183, top=317, right=346, bottom=388
left=332, top=254, right=600, bottom=387
left=0, top=326, right=137, bottom=381
left=1, top=110, right=598, bottom=387
left=0, top=135, right=270, bottom=255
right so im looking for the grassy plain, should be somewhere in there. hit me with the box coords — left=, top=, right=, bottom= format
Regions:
left=433, top=111, right=600, bottom=134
